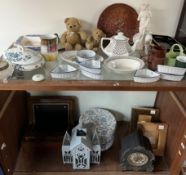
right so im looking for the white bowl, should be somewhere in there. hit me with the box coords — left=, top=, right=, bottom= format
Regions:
left=76, top=50, right=96, bottom=62
left=104, top=56, right=145, bottom=74
left=157, top=65, right=186, bottom=75
left=134, top=69, right=160, bottom=83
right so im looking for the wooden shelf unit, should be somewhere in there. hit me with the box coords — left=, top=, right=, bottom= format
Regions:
left=0, top=79, right=185, bottom=175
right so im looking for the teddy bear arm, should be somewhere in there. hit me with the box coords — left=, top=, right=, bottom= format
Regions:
left=79, top=31, right=88, bottom=43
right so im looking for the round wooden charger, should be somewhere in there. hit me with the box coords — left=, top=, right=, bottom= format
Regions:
left=97, top=3, right=139, bottom=41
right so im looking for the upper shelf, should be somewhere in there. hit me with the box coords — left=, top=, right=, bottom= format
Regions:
left=0, top=79, right=185, bottom=91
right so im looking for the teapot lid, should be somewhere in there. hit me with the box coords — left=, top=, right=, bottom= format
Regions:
left=113, top=32, right=128, bottom=40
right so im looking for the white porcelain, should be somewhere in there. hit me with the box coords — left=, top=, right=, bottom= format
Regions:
left=81, top=69, right=102, bottom=79
left=79, top=108, right=117, bottom=151
left=0, top=61, right=14, bottom=80
left=101, top=32, right=132, bottom=57
left=50, top=64, right=78, bottom=79
left=60, top=51, right=104, bottom=65
left=4, top=45, right=43, bottom=66
left=159, top=72, right=184, bottom=81
left=32, top=74, right=45, bottom=82
left=76, top=50, right=96, bottom=62
left=16, top=58, right=45, bottom=71
left=16, top=35, right=41, bottom=50
left=134, top=69, right=160, bottom=83
left=79, top=60, right=101, bottom=74
left=176, top=55, right=186, bottom=63
left=104, top=56, right=144, bottom=74
left=157, top=65, right=186, bottom=75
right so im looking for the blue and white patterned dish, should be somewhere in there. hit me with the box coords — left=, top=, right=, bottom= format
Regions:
left=3, top=45, right=43, bottom=66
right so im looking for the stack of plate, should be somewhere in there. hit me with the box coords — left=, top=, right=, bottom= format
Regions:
left=3, top=45, right=45, bottom=71
left=157, top=65, right=186, bottom=81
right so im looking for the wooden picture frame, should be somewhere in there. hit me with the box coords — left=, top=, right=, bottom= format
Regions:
left=27, top=95, right=77, bottom=136
left=130, top=107, right=160, bottom=132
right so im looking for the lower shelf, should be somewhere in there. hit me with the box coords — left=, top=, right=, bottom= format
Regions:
left=14, top=122, right=169, bottom=175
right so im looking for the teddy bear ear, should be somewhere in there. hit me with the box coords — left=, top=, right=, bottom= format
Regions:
left=64, top=18, right=69, bottom=23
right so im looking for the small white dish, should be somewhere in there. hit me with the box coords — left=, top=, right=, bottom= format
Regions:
left=134, top=69, right=160, bottom=83
left=79, top=59, right=101, bottom=74
left=81, top=70, right=102, bottom=79
left=104, top=56, right=144, bottom=74
left=76, top=50, right=96, bottom=62
left=32, top=74, right=45, bottom=82
left=60, top=51, right=104, bottom=65
left=50, top=64, right=78, bottom=79
left=157, top=65, right=186, bottom=75
left=159, top=72, right=184, bottom=81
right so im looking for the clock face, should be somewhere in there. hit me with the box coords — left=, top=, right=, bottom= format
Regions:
left=127, top=152, right=149, bottom=167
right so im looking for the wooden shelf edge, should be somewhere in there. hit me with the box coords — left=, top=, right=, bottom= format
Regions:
left=0, top=80, right=186, bottom=91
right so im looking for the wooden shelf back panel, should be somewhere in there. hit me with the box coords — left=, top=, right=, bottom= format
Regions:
left=155, top=91, right=186, bottom=175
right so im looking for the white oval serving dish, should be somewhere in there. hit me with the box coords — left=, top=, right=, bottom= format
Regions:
left=50, top=64, right=78, bottom=79
left=104, top=56, right=144, bottom=74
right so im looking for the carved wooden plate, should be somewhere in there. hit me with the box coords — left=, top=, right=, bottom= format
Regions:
left=97, top=3, right=139, bottom=41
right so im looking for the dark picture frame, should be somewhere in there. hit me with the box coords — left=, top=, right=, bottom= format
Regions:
left=27, top=95, right=77, bottom=135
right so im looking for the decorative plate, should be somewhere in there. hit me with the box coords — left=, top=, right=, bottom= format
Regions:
left=79, top=108, right=117, bottom=151
left=60, top=51, right=104, bottom=65
left=4, top=46, right=42, bottom=66
left=97, top=3, right=139, bottom=41
left=16, top=58, right=45, bottom=71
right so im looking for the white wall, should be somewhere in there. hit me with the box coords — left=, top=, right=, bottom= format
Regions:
left=0, top=0, right=184, bottom=120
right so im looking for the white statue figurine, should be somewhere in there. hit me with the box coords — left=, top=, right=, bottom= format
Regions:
left=132, top=4, right=152, bottom=54
left=138, top=3, right=152, bottom=35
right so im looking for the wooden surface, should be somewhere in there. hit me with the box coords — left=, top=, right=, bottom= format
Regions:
left=0, top=79, right=186, bottom=91
left=155, top=91, right=186, bottom=175
left=0, top=91, right=27, bottom=175
left=14, top=122, right=168, bottom=174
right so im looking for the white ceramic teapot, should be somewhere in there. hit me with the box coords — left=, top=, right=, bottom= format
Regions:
left=101, top=32, right=132, bottom=57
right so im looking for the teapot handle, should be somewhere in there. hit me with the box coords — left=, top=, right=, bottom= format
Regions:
left=100, top=37, right=111, bottom=51
left=170, top=44, right=184, bottom=56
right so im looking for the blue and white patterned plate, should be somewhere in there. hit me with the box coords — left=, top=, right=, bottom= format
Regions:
left=4, top=45, right=42, bottom=66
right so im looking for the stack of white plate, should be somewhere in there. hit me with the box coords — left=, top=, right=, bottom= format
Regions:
left=157, top=65, right=186, bottom=81
left=3, top=45, right=45, bottom=71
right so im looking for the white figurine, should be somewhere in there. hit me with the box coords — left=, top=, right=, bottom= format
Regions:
left=138, top=3, right=152, bottom=35
left=132, top=4, right=152, bottom=54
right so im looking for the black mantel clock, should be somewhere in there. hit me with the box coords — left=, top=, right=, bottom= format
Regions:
left=120, top=131, right=155, bottom=172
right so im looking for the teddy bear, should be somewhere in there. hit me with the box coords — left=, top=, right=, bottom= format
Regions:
left=85, top=28, right=106, bottom=52
left=60, top=17, right=87, bottom=50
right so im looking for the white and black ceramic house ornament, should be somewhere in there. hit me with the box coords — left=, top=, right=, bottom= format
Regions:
left=62, top=123, right=101, bottom=169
